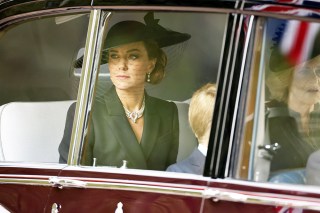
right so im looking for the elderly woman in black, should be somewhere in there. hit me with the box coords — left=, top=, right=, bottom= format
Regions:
left=266, top=37, right=320, bottom=174
left=59, top=12, right=190, bottom=170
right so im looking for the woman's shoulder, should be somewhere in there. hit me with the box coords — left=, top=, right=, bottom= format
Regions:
left=147, top=95, right=175, bottom=105
left=146, top=95, right=178, bottom=113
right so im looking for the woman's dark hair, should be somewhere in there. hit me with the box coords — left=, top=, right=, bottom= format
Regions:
left=143, top=40, right=167, bottom=84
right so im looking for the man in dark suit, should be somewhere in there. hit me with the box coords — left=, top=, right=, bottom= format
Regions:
left=166, top=83, right=216, bottom=175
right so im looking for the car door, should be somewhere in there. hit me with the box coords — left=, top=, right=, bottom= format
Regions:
left=0, top=2, right=91, bottom=212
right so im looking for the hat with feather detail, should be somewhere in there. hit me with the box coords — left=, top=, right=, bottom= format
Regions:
left=74, top=12, right=191, bottom=68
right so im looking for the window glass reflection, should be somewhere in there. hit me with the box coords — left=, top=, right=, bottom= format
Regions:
left=80, top=11, right=226, bottom=173
left=244, top=17, right=320, bottom=185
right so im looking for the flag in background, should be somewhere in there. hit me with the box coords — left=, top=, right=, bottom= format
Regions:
left=266, top=0, right=320, bottom=67
left=279, top=20, right=320, bottom=65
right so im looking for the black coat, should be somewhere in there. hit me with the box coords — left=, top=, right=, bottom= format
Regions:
left=80, top=86, right=179, bottom=170
left=266, top=101, right=320, bottom=172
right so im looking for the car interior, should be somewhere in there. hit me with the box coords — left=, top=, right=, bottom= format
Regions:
left=0, top=12, right=224, bottom=166
left=241, top=16, right=320, bottom=185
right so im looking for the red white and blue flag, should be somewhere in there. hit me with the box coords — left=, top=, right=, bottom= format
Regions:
left=262, top=0, right=320, bottom=66
left=279, top=19, right=320, bottom=65
left=249, top=0, right=320, bottom=19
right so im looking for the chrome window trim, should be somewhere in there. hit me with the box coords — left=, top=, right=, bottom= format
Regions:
left=206, top=13, right=239, bottom=178
left=68, top=10, right=112, bottom=165
left=215, top=12, right=241, bottom=176
left=247, top=18, right=267, bottom=181
left=0, top=175, right=206, bottom=198
left=207, top=13, right=231, bottom=176
left=0, top=177, right=51, bottom=186
left=0, top=8, right=92, bottom=30
left=203, top=187, right=320, bottom=211
left=48, top=176, right=205, bottom=197
left=225, top=15, right=255, bottom=178
left=214, top=15, right=237, bottom=175
left=1, top=166, right=319, bottom=193
left=95, top=5, right=237, bottom=13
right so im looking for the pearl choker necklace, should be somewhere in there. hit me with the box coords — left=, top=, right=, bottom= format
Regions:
left=123, top=96, right=145, bottom=123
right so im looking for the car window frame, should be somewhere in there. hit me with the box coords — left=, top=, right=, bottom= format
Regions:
left=0, top=1, right=239, bottom=176
left=229, top=1, right=320, bottom=182
left=69, top=7, right=239, bottom=177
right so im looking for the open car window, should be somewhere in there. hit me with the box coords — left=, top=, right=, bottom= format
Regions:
left=236, top=16, right=320, bottom=186
left=73, top=11, right=227, bottom=174
left=0, top=13, right=89, bottom=163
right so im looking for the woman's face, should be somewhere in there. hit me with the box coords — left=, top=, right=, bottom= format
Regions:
left=108, top=41, right=156, bottom=91
left=290, top=56, right=320, bottom=105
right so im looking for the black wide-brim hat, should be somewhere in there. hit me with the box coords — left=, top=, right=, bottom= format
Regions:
left=74, top=12, right=191, bottom=68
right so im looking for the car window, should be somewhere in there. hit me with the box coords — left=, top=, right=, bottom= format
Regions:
left=236, top=16, right=320, bottom=185
left=75, top=11, right=227, bottom=174
left=0, top=13, right=89, bottom=163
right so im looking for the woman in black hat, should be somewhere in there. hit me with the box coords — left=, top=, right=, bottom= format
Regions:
left=59, top=12, right=191, bottom=170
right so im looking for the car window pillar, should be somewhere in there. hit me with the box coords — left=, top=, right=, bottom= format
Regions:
left=68, top=10, right=112, bottom=165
